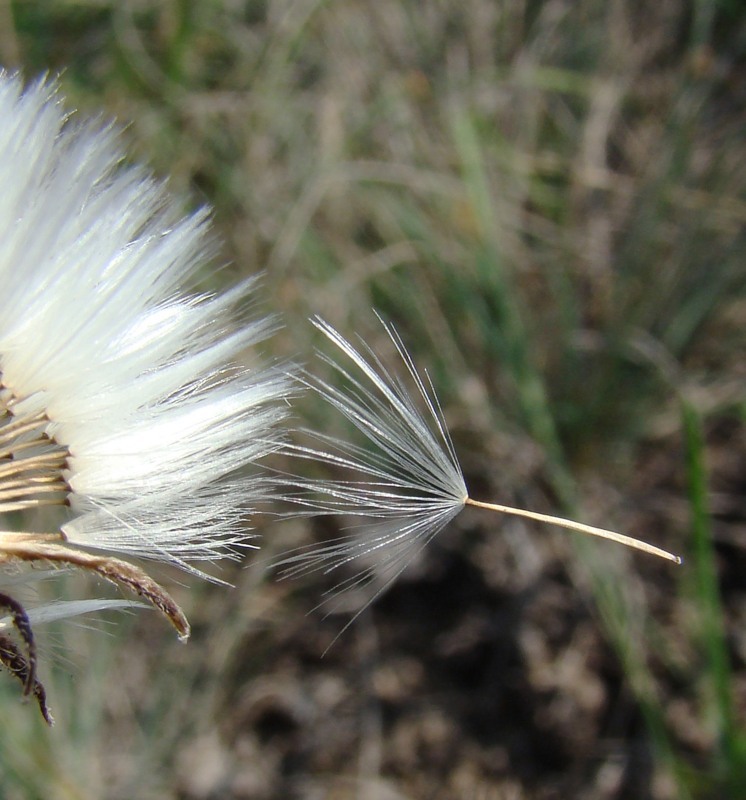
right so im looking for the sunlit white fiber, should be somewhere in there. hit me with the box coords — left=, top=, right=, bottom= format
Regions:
left=278, top=316, right=680, bottom=621
left=0, top=72, right=295, bottom=721
left=0, top=599, right=145, bottom=628
left=278, top=315, right=468, bottom=607
left=0, top=73, right=290, bottom=569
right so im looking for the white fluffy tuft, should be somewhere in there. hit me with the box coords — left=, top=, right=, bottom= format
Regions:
left=0, top=73, right=292, bottom=569
left=278, top=315, right=467, bottom=619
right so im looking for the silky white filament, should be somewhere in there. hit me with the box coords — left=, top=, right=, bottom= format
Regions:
left=0, top=74, right=292, bottom=570
left=278, top=316, right=680, bottom=628
left=0, top=73, right=293, bottom=720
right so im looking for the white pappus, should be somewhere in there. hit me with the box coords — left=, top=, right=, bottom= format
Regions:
left=0, top=73, right=291, bottom=722
left=277, top=315, right=681, bottom=636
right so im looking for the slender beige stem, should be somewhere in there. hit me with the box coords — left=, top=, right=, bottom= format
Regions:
left=0, top=416, right=47, bottom=444
left=0, top=451, right=67, bottom=479
left=0, top=499, right=66, bottom=513
left=465, top=497, right=681, bottom=564
left=0, top=484, right=65, bottom=501
left=0, top=476, right=65, bottom=491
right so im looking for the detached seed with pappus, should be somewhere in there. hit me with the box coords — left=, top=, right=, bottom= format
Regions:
left=277, top=315, right=681, bottom=634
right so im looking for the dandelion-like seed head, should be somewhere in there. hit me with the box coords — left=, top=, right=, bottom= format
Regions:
left=0, top=73, right=291, bottom=721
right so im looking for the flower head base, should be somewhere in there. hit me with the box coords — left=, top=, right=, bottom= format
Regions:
left=278, top=316, right=680, bottom=638
left=0, top=74, right=291, bottom=721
